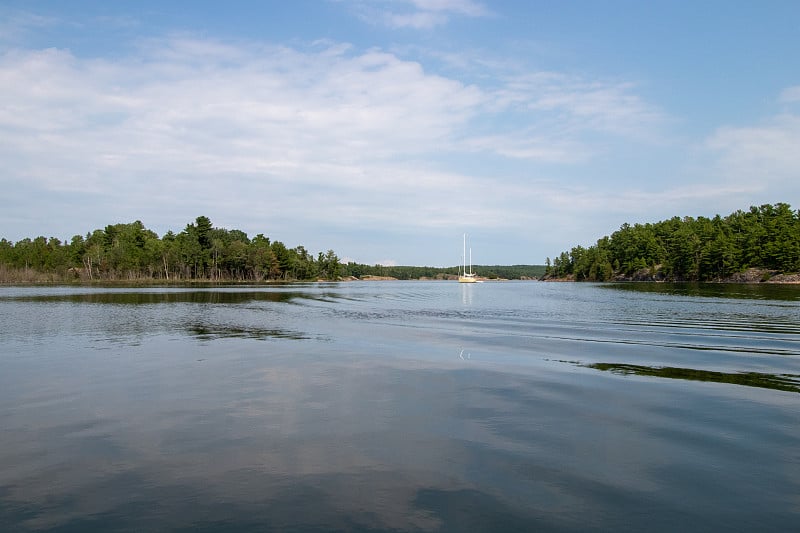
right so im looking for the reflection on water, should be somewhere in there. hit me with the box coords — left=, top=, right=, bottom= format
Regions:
left=602, top=281, right=800, bottom=301
left=587, top=362, right=800, bottom=393
left=1, top=282, right=799, bottom=531
left=186, top=323, right=309, bottom=340
left=460, top=283, right=474, bottom=306
left=5, top=287, right=304, bottom=305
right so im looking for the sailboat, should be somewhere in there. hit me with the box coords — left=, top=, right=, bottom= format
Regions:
left=458, top=233, right=477, bottom=283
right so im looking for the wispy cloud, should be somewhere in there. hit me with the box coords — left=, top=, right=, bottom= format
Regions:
left=0, top=8, right=59, bottom=43
left=0, top=36, right=660, bottom=188
left=706, top=111, right=800, bottom=185
left=346, top=0, right=491, bottom=29
left=0, top=29, right=670, bottom=264
left=409, top=0, right=489, bottom=17
left=779, top=85, right=800, bottom=103
left=489, top=72, right=666, bottom=139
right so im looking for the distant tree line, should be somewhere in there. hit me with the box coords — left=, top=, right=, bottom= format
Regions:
left=340, top=263, right=545, bottom=280
left=0, top=216, right=341, bottom=282
left=546, top=203, right=800, bottom=281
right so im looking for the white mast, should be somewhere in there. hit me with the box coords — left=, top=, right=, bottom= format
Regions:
left=459, top=233, right=477, bottom=282
left=463, top=233, right=467, bottom=276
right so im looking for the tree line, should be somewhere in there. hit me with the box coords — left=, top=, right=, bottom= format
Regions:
left=546, top=203, right=800, bottom=281
left=340, top=263, right=545, bottom=280
left=0, top=215, right=549, bottom=283
left=0, top=216, right=341, bottom=282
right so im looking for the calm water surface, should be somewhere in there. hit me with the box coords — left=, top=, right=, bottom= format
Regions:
left=1, top=281, right=799, bottom=531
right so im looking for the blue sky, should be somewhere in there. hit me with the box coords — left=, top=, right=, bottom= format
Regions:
left=1, top=1, right=799, bottom=266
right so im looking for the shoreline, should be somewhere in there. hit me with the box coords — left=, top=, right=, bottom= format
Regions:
left=2, top=268, right=799, bottom=285
left=541, top=267, right=800, bottom=285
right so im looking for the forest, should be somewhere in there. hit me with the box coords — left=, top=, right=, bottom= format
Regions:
left=8, top=203, right=793, bottom=284
left=0, top=215, right=545, bottom=283
left=0, top=216, right=342, bottom=282
left=546, top=203, right=800, bottom=282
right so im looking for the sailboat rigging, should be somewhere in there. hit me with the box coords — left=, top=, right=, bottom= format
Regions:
left=458, top=233, right=477, bottom=283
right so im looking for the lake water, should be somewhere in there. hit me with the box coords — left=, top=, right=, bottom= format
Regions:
left=1, top=281, right=799, bottom=532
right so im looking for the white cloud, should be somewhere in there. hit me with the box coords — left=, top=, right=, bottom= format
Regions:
left=0, top=9, right=58, bottom=42
left=489, top=72, right=666, bottom=140
left=0, top=32, right=671, bottom=265
left=0, top=39, right=480, bottom=184
left=706, top=112, right=800, bottom=185
left=382, top=11, right=448, bottom=29
left=348, top=0, right=490, bottom=29
left=779, top=86, right=800, bottom=103
left=409, top=0, right=489, bottom=16
left=0, top=36, right=659, bottom=183
left=461, top=133, right=593, bottom=163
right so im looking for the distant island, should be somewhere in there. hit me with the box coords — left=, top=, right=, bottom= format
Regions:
left=341, top=264, right=545, bottom=281
left=543, top=203, right=800, bottom=283
left=0, top=216, right=545, bottom=283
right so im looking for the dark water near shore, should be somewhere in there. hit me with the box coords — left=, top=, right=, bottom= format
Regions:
left=1, top=281, right=799, bottom=531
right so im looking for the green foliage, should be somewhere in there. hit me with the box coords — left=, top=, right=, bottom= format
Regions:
left=1, top=216, right=546, bottom=283
left=0, top=217, right=341, bottom=282
left=551, top=203, right=800, bottom=281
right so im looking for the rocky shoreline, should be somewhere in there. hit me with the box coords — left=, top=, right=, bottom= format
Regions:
left=543, top=267, right=800, bottom=284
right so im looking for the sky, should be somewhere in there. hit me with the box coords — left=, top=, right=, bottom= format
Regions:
left=1, top=1, right=799, bottom=267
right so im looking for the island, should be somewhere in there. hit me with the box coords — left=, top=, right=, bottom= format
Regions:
left=542, top=203, right=800, bottom=283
